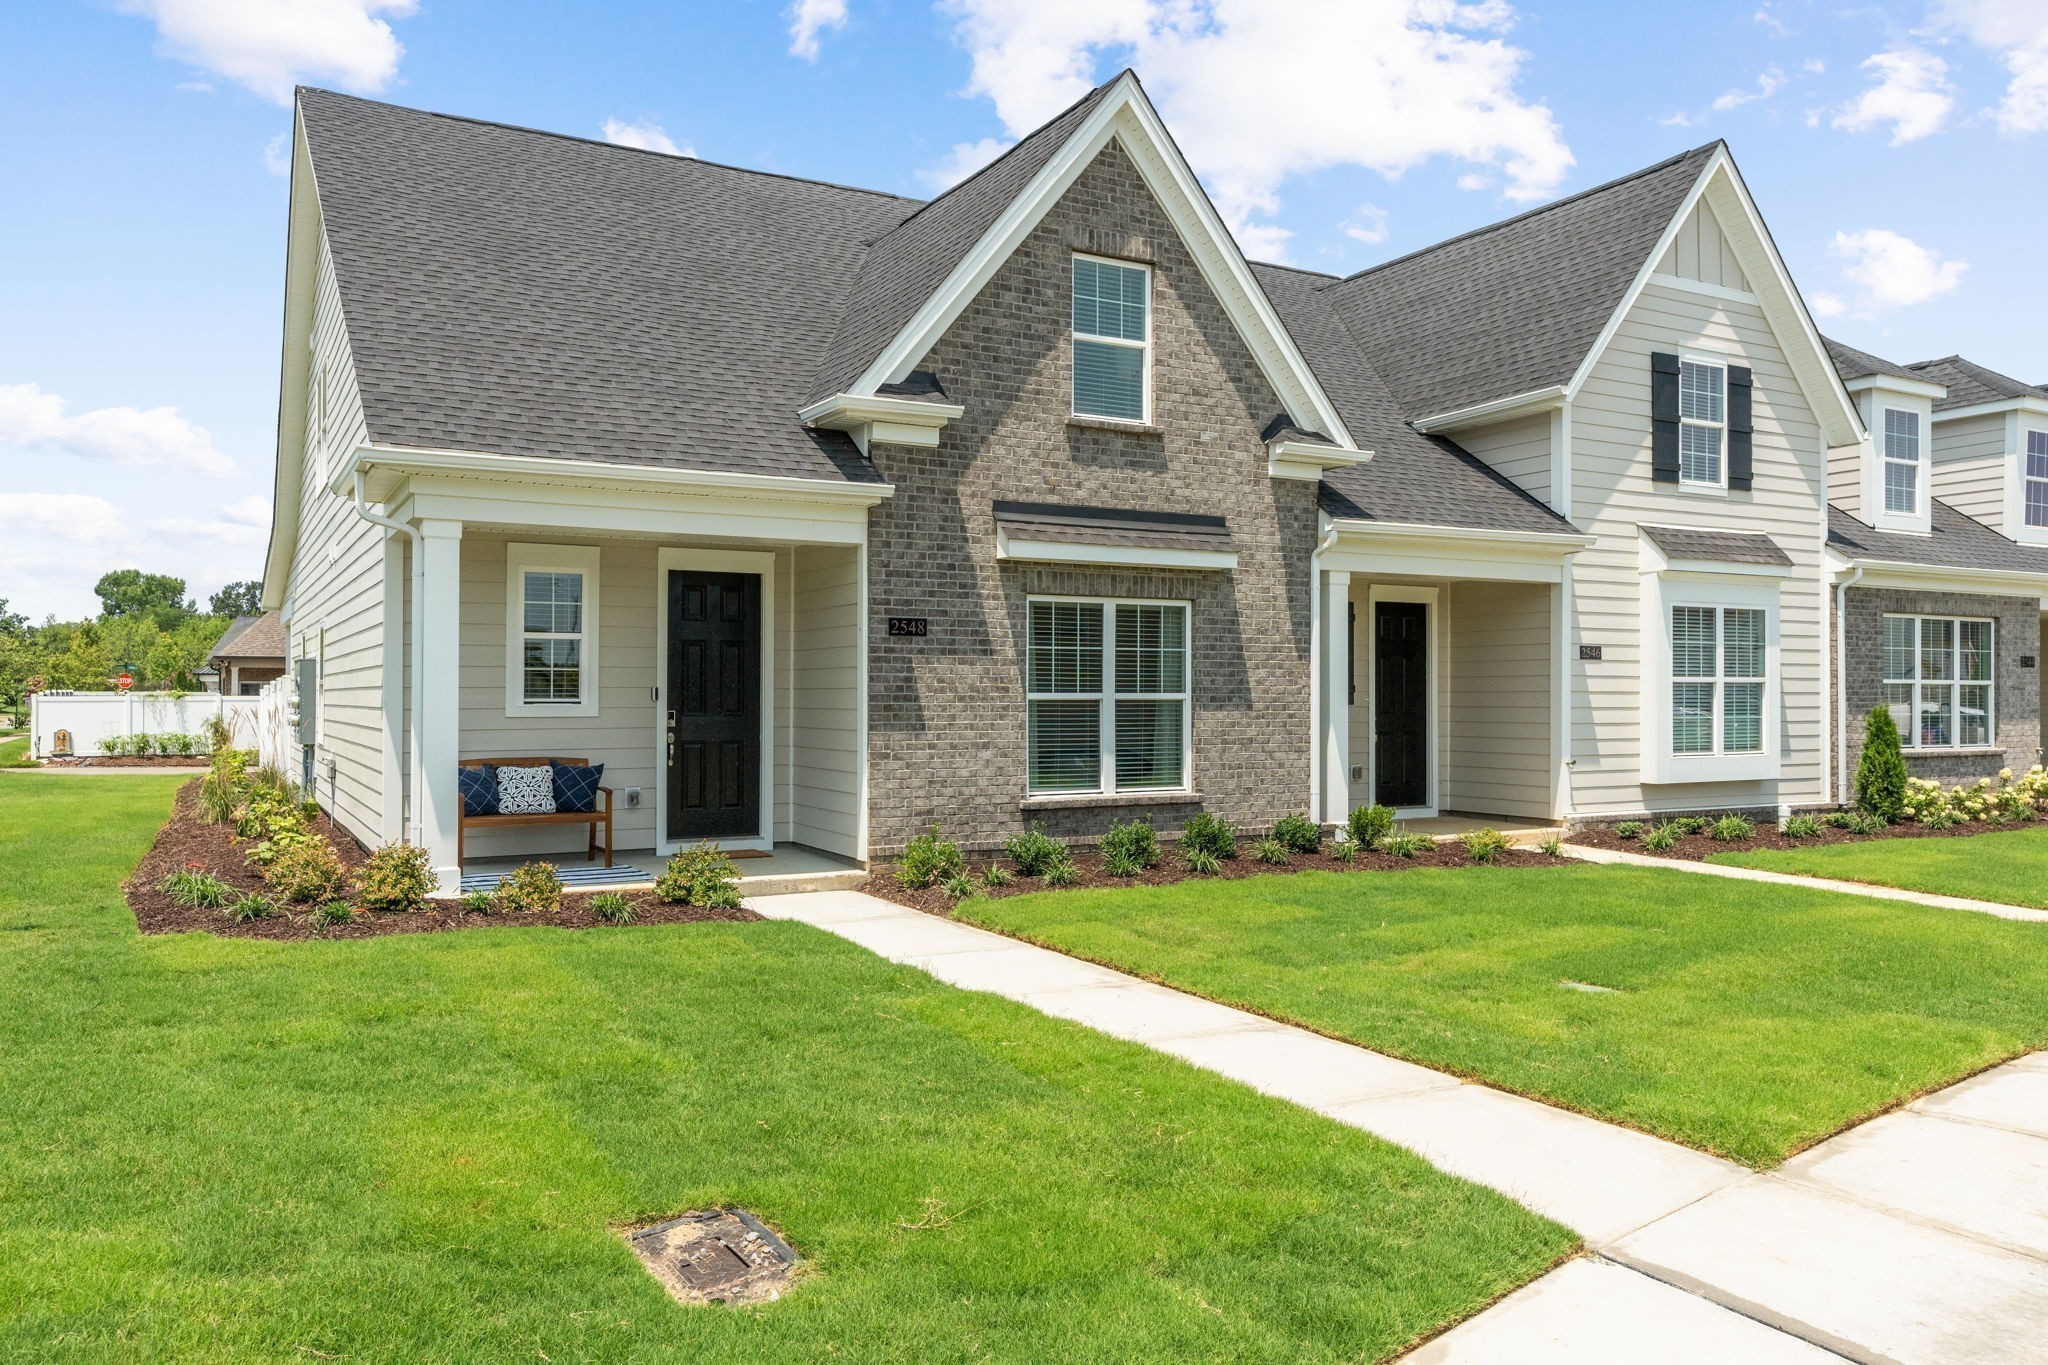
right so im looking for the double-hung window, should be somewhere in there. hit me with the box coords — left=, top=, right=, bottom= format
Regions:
left=504, top=543, right=601, bottom=717
left=1071, top=255, right=1150, bottom=423
left=1882, top=409, right=1922, bottom=515
left=1883, top=615, right=1993, bottom=749
left=1026, top=597, right=1189, bottom=794
left=1670, top=604, right=1766, bottom=755
left=1678, top=359, right=1725, bottom=487
left=2025, top=431, right=2048, bottom=529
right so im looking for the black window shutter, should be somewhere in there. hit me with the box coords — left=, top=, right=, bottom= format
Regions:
left=1727, top=365, right=1754, bottom=491
left=1650, top=352, right=1681, bottom=484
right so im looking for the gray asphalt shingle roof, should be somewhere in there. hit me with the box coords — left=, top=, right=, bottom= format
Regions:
left=209, top=611, right=286, bottom=663
left=1904, top=356, right=2048, bottom=412
left=1824, top=336, right=1927, bottom=386
left=1642, top=525, right=1792, bottom=566
left=993, top=501, right=1235, bottom=554
left=1828, top=502, right=2048, bottom=575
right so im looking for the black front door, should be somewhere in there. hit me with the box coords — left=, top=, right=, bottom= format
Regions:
left=1373, top=601, right=1429, bottom=809
left=668, top=571, right=761, bottom=840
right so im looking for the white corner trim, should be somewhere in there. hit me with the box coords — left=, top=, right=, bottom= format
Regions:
left=798, top=392, right=965, bottom=456
left=846, top=73, right=1360, bottom=454
left=995, top=529, right=1237, bottom=571
left=504, top=542, right=601, bottom=719
left=1268, top=438, right=1372, bottom=481
left=342, top=443, right=895, bottom=506
left=1410, top=385, right=1567, bottom=434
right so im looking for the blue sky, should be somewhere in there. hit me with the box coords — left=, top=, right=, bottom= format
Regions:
left=3, top=0, right=2044, bottom=619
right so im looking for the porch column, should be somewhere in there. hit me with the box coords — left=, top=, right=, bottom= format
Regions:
left=416, top=518, right=463, bottom=891
left=1321, top=569, right=1352, bottom=824
left=379, top=530, right=406, bottom=845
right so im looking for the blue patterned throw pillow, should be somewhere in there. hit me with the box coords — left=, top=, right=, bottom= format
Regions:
left=552, top=761, right=603, bottom=813
left=458, top=765, right=499, bottom=817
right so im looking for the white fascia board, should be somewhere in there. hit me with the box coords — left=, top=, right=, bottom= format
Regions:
left=798, top=392, right=965, bottom=456
left=1320, top=516, right=1590, bottom=582
left=342, top=444, right=896, bottom=506
left=1931, top=396, right=2048, bottom=424
left=262, top=113, right=320, bottom=613
left=1410, top=385, right=1567, bottom=435
left=848, top=73, right=1360, bottom=454
left=1845, top=373, right=1948, bottom=402
left=995, top=529, right=1237, bottom=572
left=1325, top=517, right=1593, bottom=551
left=1835, top=557, right=2048, bottom=600
left=1268, top=439, right=1372, bottom=481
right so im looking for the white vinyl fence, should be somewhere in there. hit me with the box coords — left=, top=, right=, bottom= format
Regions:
left=251, top=675, right=298, bottom=776
left=28, top=691, right=266, bottom=759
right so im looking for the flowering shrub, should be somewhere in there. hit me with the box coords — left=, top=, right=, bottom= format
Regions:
left=1900, top=767, right=2047, bottom=825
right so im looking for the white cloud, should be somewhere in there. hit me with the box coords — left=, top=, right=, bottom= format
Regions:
left=10, top=494, right=129, bottom=546
left=1456, top=171, right=1492, bottom=190
left=918, top=135, right=1012, bottom=190
left=0, top=383, right=237, bottom=477
left=1818, top=228, right=1968, bottom=318
left=935, top=0, right=1572, bottom=263
left=1342, top=204, right=1390, bottom=245
left=1833, top=48, right=1954, bottom=143
left=1754, top=4, right=1793, bottom=36
left=117, top=0, right=417, bottom=104
left=218, top=495, right=274, bottom=528
left=1712, top=66, right=1788, bottom=112
left=262, top=131, right=291, bottom=177
left=600, top=118, right=693, bottom=157
left=788, top=0, right=849, bottom=61
left=1937, top=0, right=2048, bottom=134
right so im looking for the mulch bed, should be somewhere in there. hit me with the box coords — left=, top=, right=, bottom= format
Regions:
left=867, top=840, right=1572, bottom=914
left=1567, top=816, right=2038, bottom=863
left=125, top=780, right=760, bottom=940
left=49, top=756, right=210, bottom=767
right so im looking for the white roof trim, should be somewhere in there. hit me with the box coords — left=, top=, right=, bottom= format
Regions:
left=1932, top=395, right=2048, bottom=423
left=1826, top=548, right=2048, bottom=596
left=1324, top=516, right=1593, bottom=550
left=1268, top=437, right=1371, bottom=481
left=1844, top=373, right=1947, bottom=402
left=799, top=391, right=965, bottom=456
left=847, top=72, right=1360, bottom=453
left=343, top=443, right=896, bottom=506
left=995, top=528, right=1237, bottom=572
left=261, top=113, right=320, bottom=612
left=1411, top=385, right=1567, bottom=434
left=1565, top=147, right=1864, bottom=449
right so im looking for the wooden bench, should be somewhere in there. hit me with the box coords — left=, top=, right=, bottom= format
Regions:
left=458, top=756, right=614, bottom=868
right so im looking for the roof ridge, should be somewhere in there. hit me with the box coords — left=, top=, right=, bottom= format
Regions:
left=1251, top=259, right=1340, bottom=280
left=294, top=86, right=926, bottom=206
left=1317, top=141, right=1721, bottom=289
left=1909, top=353, right=2046, bottom=397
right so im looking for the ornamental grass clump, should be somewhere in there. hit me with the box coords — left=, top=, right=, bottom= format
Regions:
left=1641, top=823, right=1681, bottom=851
left=1346, top=804, right=1396, bottom=852
left=459, top=889, right=495, bottom=914
left=590, top=892, right=635, bottom=924
left=1782, top=814, right=1822, bottom=839
left=1709, top=814, right=1756, bottom=843
left=223, top=892, right=277, bottom=923
left=1272, top=813, right=1321, bottom=855
left=896, top=825, right=965, bottom=889
left=356, top=843, right=435, bottom=913
left=1041, top=857, right=1080, bottom=887
left=941, top=872, right=980, bottom=901
left=310, top=901, right=355, bottom=927
left=159, top=865, right=230, bottom=908
left=1854, top=704, right=1908, bottom=823
left=656, top=842, right=742, bottom=909
left=981, top=864, right=1013, bottom=889
left=496, top=862, right=563, bottom=916
left=1380, top=831, right=1432, bottom=859
left=1251, top=837, right=1290, bottom=865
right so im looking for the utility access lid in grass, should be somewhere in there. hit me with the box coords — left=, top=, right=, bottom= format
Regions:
left=626, top=1209, right=798, bottom=1307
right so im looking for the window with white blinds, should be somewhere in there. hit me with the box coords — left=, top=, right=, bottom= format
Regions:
left=1027, top=597, right=1188, bottom=794
left=1883, top=615, right=1993, bottom=749
left=1072, top=255, right=1150, bottom=422
left=2025, top=431, right=2048, bottom=529
left=1678, top=359, right=1725, bottom=486
left=1882, top=408, right=1922, bottom=515
left=1670, top=603, right=1766, bottom=755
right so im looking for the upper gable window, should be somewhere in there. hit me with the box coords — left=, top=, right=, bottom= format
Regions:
left=1678, top=359, right=1725, bottom=486
left=1072, top=255, right=1150, bottom=423
left=1882, top=409, right=1922, bottom=515
left=2025, top=431, right=2048, bottom=529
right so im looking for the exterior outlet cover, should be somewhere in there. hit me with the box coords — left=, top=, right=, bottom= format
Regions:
left=625, top=787, right=642, bottom=808
left=1349, top=765, right=1364, bottom=782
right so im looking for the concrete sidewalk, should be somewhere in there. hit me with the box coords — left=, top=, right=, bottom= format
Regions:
left=754, top=890, right=2048, bottom=1363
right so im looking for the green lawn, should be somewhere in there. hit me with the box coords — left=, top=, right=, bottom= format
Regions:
left=0, top=778, right=1570, bottom=1362
left=0, top=734, right=33, bottom=767
left=956, top=866, right=2048, bottom=1167
left=1712, top=826, right=2048, bottom=909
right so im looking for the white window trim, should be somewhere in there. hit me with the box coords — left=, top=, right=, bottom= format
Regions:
left=504, top=542, right=601, bottom=718
left=1678, top=355, right=1727, bottom=490
left=1641, top=573, right=1781, bottom=784
left=1070, top=253, right=1153, bottom=425
left=2020, top=429, right=2048, bottom=536
left=1879, top=406, right=1925, bottom=520
left=1025, top=594, right=1191, bottom=796
left=1882, top=613, right=1995, bottom=752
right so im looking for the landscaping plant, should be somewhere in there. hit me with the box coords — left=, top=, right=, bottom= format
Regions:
left=1710, top=814, right=1756, bottom=842
left=223, top=892, right=277, bottom=923
left=590, top=892, right=635, bottom=924
left=459, top=889, right=495, bottom=914
left=1854, top=703, right=1909, bottom=823
left=496, top=862, right=563, bottom=915
left=1380, top=831, right=1432, bottom=859
left=158, top=865, right=230, bottom=909
left=1272, top=813, right=1321, bottom=855
left=1004, top=824, right=1067, bottom=877
left=1461, top=828, right=1510, bottom=864
left=1099, top=818, right=1160, bottom=871
left=310, top=901, right=355, bottom=927
left=656, top=842, right=742, bottom=909
left=1041, top=857, right=1080, bottom=887
left=1614, top=820, right=1646, bottom=840
left=896, top=824, right=965, bottom=889
left=1346, top=804, right=1396, bottom=851
left=1641, top=823, right=1682, bottom=851
left=1179, top=811, right=1237, bottom=863
left=981, top=864, right=1013, bottom=889
left=1538, top=835, right=1563, bottom=857
left=1329, top=837, right=1357, bottom=863
left=1251, top=837, right=1290, bottom=865
left=1181, top=845, right=1223, bottom=875
left=265, top=836, right=348, bottom=903
left=1782, top=814, right=1822, bottom=839
left=940, top=872, right=980, bottom=901
left=357, top=843, right=435, bottom=913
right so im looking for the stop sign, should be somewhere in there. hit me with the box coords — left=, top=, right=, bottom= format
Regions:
left=116, top=672, right=133, bottom=691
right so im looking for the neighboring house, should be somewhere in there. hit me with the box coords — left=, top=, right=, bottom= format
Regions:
left=205, top=611, right=288, bottom=695
left=260, top=71, right=2048, bottom=891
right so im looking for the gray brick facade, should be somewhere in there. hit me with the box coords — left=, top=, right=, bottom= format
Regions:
left=863, top=141, right=1318, bottom=854
left=1839, top=586, right=2043, bottom=791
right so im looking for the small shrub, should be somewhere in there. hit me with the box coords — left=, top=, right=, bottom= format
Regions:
left=940, top=872, right=980, bottom=901
left=1641, top=823, right=1681, bottom=851
left=159, top=865, right=230, bottom=908
left=590, top=892, right=636, bottom=924
left=1328, top=836, right=1357, bottom=863
left=165, top=732, right=197, bottom=757
left=496, top=862, right=563, bottom=916
left=981, top=864, right=1013, bottom=889
left=310, top=901, right=355, bottom=927
left=1004, top=824, right=1067, bottom=877
left=656, top=842, right=742, bottom=908
left=1099, top=818, right=1160, bottom=870
left=1272, top=813, right=1322, bottom=854
left=1251, top=837, right=1290, bottom=865
left=98, top=735, right=130, bottom=757
left=1672, top=816, right=1711, bottom=837
left=1614, top=820, right=1646, bottom=841
left=1182, top=846, right=1223, bottom=876
left=1179, top=811, right=1237, bottom=862
left=1709, top=814, right=1756, bottom=843
left=235, top=786, right=304, bottom=842
left=247, top=827, right=320, bottom=870
left=1782, top=814, right=1822, bottom=839
left=1820, top=810, right=1857, bottom=830
left=1462, top=828, right=1510, bottom=864
left=1041, top=857, right=1079, bottom=887
left=357, top=842, right=435, bottom=913
left=1346, top=804, right=1396, bottom=851
left=1922, top=807, right=1962, bottom=830
left=1381, top=831, right=1431, bottom=859
left=459, top=889, right=495, bottom=914
left=1845, top=810, right=1888, bottom=836
left=1854, top=704, right=1909, bottom=822
left=265, top=836, right=348, bottom=903
left=897, top=824, right=965, bottom=889
left=223, top=892, right=276, bottom=923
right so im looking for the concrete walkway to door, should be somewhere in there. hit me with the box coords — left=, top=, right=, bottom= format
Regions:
left=752, top=890, right=2048, bottom=1363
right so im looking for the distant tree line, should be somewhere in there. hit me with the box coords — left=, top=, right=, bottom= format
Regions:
left=0, top=573, right=264, bottom=717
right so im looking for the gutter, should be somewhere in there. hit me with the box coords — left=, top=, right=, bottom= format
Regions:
left=352, top=471, right=424, bottom=847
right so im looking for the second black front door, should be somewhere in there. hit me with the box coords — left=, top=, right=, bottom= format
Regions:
left=1373, top=600, right=1429, bottom=810
left=668, top=570, right=761, bottom=840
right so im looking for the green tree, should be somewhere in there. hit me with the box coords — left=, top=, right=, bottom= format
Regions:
left=93, top=570, right=193, bottom=627
left=208, top=581, right=263, bottom=617
left=0, top=599, right=27, bottom=638
left=47, top=622, right=113, bottom=691
left=1854, top=703, right=1909, bottom=822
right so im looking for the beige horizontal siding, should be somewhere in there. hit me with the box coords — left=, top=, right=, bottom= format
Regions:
left=1457, top=412, right=1552, bottom=506
left=1444, top=581, right=1553, bottom=820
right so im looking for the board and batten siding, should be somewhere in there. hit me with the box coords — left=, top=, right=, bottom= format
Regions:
left=1653, top=200, right=1751, bottom=293
left=1456, top=412, right=1553, bottom=507
left=1568, top=277, right=1828, bottom=816
left=284, top=231, right=390, bottom=849
left=1932, top=412, right=2009, bottom=529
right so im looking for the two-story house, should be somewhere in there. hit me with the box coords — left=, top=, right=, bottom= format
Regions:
left=261, top=71, right=2048, bottom=891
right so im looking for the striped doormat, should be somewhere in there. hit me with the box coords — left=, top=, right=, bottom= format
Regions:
left=459, top=863, right=650, bottom=894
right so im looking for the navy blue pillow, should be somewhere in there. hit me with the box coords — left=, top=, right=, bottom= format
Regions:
left=552, top=761, right=603, bottom=813
left=458, top=765, right=499, bottom=817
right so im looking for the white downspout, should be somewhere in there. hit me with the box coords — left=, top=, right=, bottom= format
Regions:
left=353, top=469, right=425, bottom=845
left=1834, top=563, right=1863, bottom=808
